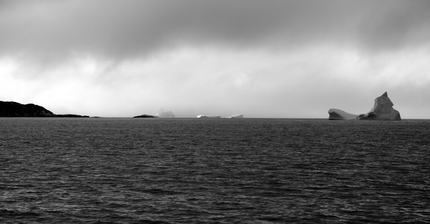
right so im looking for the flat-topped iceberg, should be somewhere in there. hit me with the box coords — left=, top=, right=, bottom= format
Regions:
left=197, top=115, right=221, bottom=118
left=228, top=114, right=244, bottom=118
left=328, top=92, right=401, bottom=121
left=328, top=109, right=358, bottom=120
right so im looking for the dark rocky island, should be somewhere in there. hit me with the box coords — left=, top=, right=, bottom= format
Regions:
left=328, top=92, right=401, bottom=121
left=133, top=114, right=158, bottom=118
left=0, top=101, right=89, bottom=117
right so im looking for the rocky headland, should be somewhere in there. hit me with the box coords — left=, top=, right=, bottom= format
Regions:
left=328, top=92, right=401, bottom=121
left=0, top=101, right=89, bottom=117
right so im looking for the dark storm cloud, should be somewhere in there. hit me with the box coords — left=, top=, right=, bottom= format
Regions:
left=358, top=0, right=430, bottom=52
left=1, top=0, right=429, bottom=62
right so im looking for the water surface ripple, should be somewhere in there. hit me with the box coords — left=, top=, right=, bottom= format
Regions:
left=1, top=118, right=429, bottom=223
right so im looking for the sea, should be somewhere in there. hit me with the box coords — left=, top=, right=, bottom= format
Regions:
left=1, top=118, right=429, bottom=224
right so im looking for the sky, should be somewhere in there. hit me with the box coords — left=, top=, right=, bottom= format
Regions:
left=1, top=0, right=430, bottom=118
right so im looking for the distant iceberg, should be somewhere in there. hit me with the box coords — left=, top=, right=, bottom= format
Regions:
left=156, top=109, right=175, bottom=118
left=197, top=115, right=221, bottom=118
left=228, top=114, right=244, bottom=118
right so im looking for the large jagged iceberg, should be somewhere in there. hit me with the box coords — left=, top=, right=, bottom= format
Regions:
left=328, top=92, right=401, bottom=121
left=357, top=92, right=401, bottom=120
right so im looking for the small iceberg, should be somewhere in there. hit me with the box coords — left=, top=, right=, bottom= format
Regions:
left=228, top=114, right=244, bottom=118
left=197, top=115, right=221, bottom=118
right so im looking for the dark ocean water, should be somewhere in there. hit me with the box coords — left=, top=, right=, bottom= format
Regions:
left=1, top=118, right=430, bottom=223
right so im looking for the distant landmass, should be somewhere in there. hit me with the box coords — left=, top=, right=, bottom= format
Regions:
left=328, top=92, right=401, bottom=121
left=0, top=101, right=89, bottom=117
left=133, top=114, right=158, bottom=118
left=133, top=109, right=176, bottom=119
left=54, top=114, right=90, bottom=118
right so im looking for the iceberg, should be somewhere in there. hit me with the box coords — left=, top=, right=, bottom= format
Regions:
left=357, top=92, right=401, bottom=120
left=197, top=115, right=221, bottom=118
left=328, top=92, right=401, bottom=121
left=156, top=109, right=175, bottom=118
left=228, top=114, right=244, bottom=118
left=328, top=109, right=358, bottom=120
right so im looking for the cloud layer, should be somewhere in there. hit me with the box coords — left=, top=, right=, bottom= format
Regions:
left=2, top=0, right=430, bottom=60
left=1, top=0, right=430, bottom=118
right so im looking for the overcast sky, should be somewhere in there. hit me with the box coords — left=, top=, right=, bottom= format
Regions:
left=1, top=0, right=430, bottom=118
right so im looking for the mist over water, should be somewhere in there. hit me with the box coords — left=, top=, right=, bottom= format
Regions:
left=1, top=118, right=430, bottom=223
